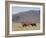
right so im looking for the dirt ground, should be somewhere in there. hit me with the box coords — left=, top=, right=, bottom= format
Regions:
left=12, top=22, right=40, bottom=31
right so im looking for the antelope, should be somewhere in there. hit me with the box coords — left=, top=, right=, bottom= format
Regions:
left=21, top=22, right=36, bottom=27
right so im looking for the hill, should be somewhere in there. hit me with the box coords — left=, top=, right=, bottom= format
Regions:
left=12, top=10, right=40, bottom=23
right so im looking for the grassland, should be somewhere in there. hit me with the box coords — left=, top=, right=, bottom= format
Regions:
left=12, top=22, right=40, bottom=31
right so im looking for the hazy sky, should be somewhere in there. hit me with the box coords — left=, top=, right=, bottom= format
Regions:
left=12, top=7, right=40, bottom=14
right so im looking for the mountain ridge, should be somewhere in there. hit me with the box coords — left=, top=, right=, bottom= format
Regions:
left=12, top=10, right=40, bottom=23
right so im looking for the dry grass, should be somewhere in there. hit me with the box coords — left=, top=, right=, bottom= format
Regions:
left=12, top=22, right=40, bottom=31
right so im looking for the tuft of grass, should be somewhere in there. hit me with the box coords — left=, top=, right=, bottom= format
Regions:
left=12, top=22, right=40, bottom=31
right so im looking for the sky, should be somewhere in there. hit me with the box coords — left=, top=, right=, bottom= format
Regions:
left=12, top=6, right=40, bottom=14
